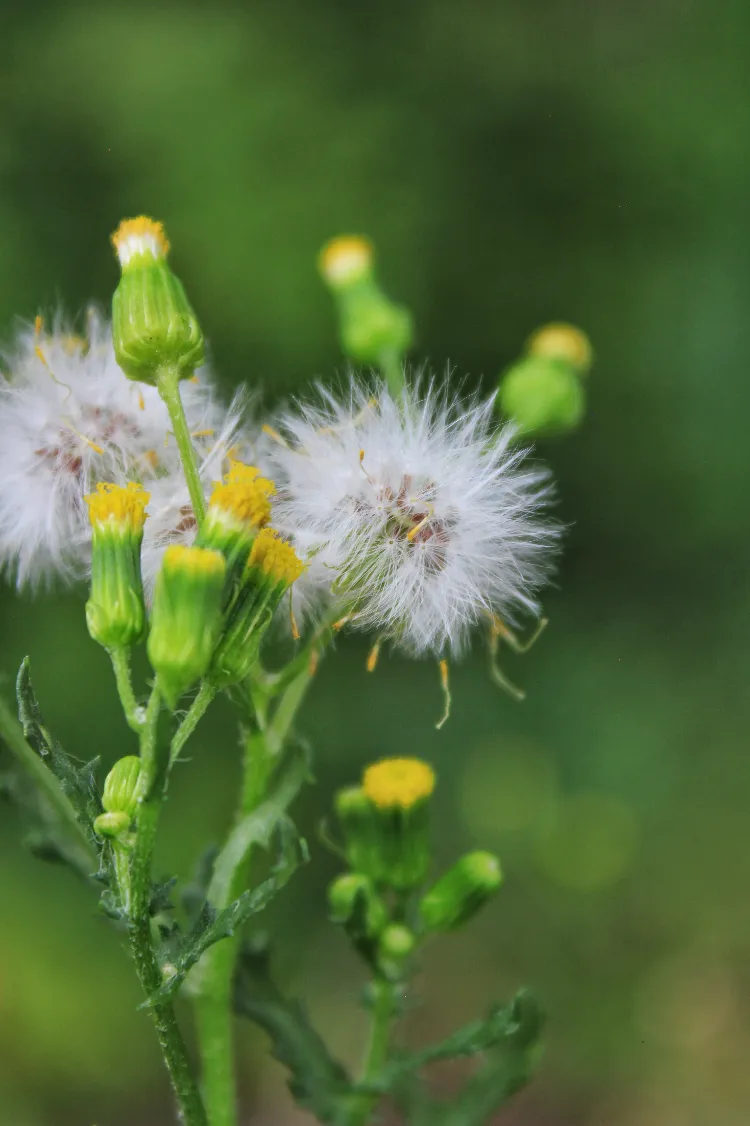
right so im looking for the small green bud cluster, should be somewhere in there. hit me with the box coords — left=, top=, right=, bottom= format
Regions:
left=328, top=759, right=503, bottom=981
left=319, top=235, right=413, bottom=369
left=498, top=322, right=593, bottom=438
left=94, top=755, right=142, bottom=839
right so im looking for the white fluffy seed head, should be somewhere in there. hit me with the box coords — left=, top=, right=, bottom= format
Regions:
left=263, top=378, right=558, bottom=656
left=0, top=310, right=240, bottom=587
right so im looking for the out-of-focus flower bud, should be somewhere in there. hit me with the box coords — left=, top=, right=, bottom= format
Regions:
left=327, top=873, right=389, bottom=939
left=84, top=482, right=149, bottom=649
left=147, top=545, right=226, bottom=707
left=499, top=355, right=585, bottom=437
left=319, top=235, right=413, bottom=368
left=526, top=322, right=593, bottom=375
left=111, top=216, right=204, bottom=384
left=418, top=850, right=503, bottom=933
left=377, top=923, right=416, bottom=981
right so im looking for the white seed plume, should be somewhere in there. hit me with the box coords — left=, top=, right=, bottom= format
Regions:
left=263, top=379, right=557, bottom=656
left=0, top=310, right=239, bottom=587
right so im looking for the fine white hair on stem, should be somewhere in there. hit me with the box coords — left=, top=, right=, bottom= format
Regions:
left=0, top=309, right=240, bottom=587
left=263, top=377, right=558, bottom=656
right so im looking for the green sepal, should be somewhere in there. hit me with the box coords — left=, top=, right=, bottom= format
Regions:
left=112, top=259, right=204, bottom=384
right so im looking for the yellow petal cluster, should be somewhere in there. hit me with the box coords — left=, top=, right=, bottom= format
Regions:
left=84, top=482, right=150, bottom=530
left=248, top=528, right=306, bottom=586
left=209, top=461, right=275, bottom=529
left=163, top=544, right=225, bottom=578
left=363, top=758, right=436, bottom=810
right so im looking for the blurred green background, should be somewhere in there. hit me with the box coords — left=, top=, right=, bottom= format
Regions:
left=2, top=1, right=750, bottom=1123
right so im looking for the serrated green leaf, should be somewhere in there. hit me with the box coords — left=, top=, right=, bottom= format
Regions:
left=148, top=825, right=307, bottom=1006
left=234, top=940, right=354, bottom=1126
left=16, top=658, right=101, bottom=834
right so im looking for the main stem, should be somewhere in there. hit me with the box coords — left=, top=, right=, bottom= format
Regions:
left=128, top=685, right=208, bottom=1126
left=156, top=366, right=206, bottom=526
left=351, top=979, right=396, bottom=1126
left=378, top=347, right=405, bottom=397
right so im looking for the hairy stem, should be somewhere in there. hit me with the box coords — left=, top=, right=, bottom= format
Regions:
left=109, top=646, right=145, bottom=734
left=128, top=685, right=208, bottom=1126
left=157, top=366, right=206, bottom=526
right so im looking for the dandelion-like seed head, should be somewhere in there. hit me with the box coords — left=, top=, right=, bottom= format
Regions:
left=363, top=757, right=436, bottom=810
left=318, top=236, right=373, bottom=289
left=209, top=461, right=275, bottom=529
left=264, top=379, right=557, bottom=655
left=249, top=528, right=306, bottom=586
left=111, top=216, right=170, bottom=268
left=85, top=481, right=150, bottom=531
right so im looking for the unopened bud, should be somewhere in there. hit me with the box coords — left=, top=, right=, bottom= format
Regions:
left=328, top=873, right=389, bottom=939
left=377, top=923, right=416, bottom=981
left=94, top=810, right=131, bottom=839
left=419, top=851, right=503, bottom=933
left=147, top=545, right=226, bottom=707
left=102, top=755, right=142, bottom=819
left=499, top=356, right=585, bottom=437
left=526, top=322, right=593, bottom=375
left=111, top=216, right=204, bottom=384
left=84, top=483, right=149, bottom=649
left=319, top=235, right=413, bottom=366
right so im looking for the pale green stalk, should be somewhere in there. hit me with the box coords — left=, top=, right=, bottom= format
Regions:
left=156, top=366, right=207, bottom=526
left=191, top=656, right=318, bottom=1126
left=127, top=685, right=208, bottom=1126
left=350, top=980, right=397, bottom=1126
left=109, top=646, right=145, bottom=733
left=378, top=347, right=405, bottom=396
left=170, top=681, right=217, bottom=767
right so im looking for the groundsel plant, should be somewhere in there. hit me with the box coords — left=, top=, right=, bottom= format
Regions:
left=0, top=219, right=592, bottom=1126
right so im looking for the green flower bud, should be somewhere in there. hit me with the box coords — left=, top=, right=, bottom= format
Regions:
left=147, top=545, right=226, bottom=708
left=84, top=483, right=149, bottom=649
left=418, top=851, right=503, bottom=933
left=93, top=811, right=131, bottom=839
left=102, top=755, right=142, bottom=819
left=328, top=873, right=389, bottom=938
left=111, top=216, right=204, bottom=384
left=209, top=528, right=305, bottom=688
left=319, top=236, right=413, bottom=365
left=377, top=923, right=416, bottom=981
left=499, top=356, right=585, bottom=437
left=335, top=759, right=436, bottom=890
left=526, top=322, right=593, bottom=376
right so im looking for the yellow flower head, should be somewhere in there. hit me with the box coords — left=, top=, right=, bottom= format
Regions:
left=363, top=758, right=436, bottom=810
left=85, top=482, right=150, bottom=531
left=526, top=322, right=593, bottom=374
left=209, top=461, right=275, bottom=529
left=163, top=543, right=226, bottom=579
left=111, top=216, right=170, bottom=268
left=248, top=528, right=306, bottom=587
left=318, top=235, right=373, bottom=288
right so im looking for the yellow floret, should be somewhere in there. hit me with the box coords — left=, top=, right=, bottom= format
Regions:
left=209, top=461, right=275, bottom=528
left=363, top=758, right=436, bottom=810
left=248, top=528, right=306, bottom=586
left=526, top=322, right=593, bottom=373
left=111, top=216, right=170, bottom=263
left=318, top=235, right=373, bottom=287
left=163, top=544, right=226, bottom=578
left=85, top=482, right=150, bottom=530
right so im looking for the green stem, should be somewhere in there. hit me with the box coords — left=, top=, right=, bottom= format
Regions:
left=0, top=692, right=95, bottom=872
left=109, top=646, right=144, bottom=734
left=170, top=681, right=217, bottom=767
left=190, top=658, right=318, bottom=1126
left=128, top=685, right=208, bottom=1126
left=351, top=979, right=396, bottom=1126
left=378, top=347, right=405, bottom=397
left=157, top=366, right=206, bottom=526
